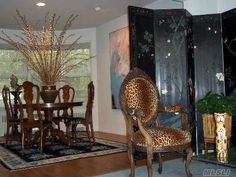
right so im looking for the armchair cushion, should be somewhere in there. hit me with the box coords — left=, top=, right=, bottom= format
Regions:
left=133, top=127, right=191, bottom=149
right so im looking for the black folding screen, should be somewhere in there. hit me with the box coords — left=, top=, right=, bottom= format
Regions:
left=129, top=6, right=195, bottom=132
left=192, top=14, right=225, bottom=152
left=128, top=6, right=236, bottom=153
left=129, top=7, right=194, bottom=107
left=222, top=9, right=236, bottom=96
left=128, top=7, right=155, bottom=82
left=222, top=9, right=236, bottom=145
left=154, top=9, right=193, bottom=107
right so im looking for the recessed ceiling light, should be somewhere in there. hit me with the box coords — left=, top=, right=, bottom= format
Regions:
left=36, top=2, right=46, bottom=7
left=94, top=6, right=101, bottom=11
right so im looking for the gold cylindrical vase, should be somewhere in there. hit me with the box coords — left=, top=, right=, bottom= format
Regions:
left=214, top=113, right=231, bottom=163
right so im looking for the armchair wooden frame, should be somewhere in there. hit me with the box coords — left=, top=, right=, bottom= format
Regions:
left=120, top=68, right=192, bottom=177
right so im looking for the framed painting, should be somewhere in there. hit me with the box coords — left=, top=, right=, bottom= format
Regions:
left=109, top=27, right=130, bottom=109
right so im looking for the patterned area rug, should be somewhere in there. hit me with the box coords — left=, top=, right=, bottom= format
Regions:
left=0, top=139, right=126, bottom=171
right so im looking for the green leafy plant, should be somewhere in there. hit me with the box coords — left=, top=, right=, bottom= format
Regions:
left=196, top=92, right=236, bottom=116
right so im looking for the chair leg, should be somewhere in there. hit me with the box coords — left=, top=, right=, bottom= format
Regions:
left=56, top=121, right=60, bottom=131
left=184, top=147, right=192, bottom=177
left=65, top=121, right=72, bottom=145
left=22, top=131, right=25, bottom=151
left=127, top=141, right=135, bottom=177
left=158, top=153, right=163, bottom=174
left=6, top=126, right=10, bottom=144
left=89, top=123, right=95, bottom=142
left=71, top=123, right=77, bottom=140
left=40, top=130, right=43, bottom=153
left=146, top=146, right=153, bottom=177
left=85, top=123, right=91, bottom=142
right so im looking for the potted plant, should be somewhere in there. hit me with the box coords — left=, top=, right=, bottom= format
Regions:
left=196, top=92, right=236, bottom=116
left=196, top=91, right=236, bottom=158
left=0, top=10, right=91, bottom=102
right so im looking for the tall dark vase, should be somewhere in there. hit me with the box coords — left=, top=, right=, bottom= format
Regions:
left=40, top=85, right=58, bottom=103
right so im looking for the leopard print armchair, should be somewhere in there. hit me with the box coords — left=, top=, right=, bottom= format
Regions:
left=120, top=67, right=192, bottom=177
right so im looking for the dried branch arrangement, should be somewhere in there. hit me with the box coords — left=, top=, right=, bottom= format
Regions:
left=0, top=10, right=91, bottom=85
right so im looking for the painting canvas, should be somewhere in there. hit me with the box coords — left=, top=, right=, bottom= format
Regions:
left=110, top=27, right=130, bottom=109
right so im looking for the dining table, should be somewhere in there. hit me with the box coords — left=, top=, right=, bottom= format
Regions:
left=39, top=102, right=83, bottom=120
left=22, top=101, right=83, bottom=145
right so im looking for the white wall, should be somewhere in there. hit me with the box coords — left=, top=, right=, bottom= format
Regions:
left=96, top=15, right=128, bottom=135
left=217, top=0, right=236, bottom=13
left=96, top=0, right=182, bottom=135
left=184, top=0, right=218, bottom=15
left=147, top=0, right=183, bottom=9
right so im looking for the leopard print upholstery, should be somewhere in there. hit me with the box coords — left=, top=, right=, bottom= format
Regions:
left=133, top=127, right=191, bottom=149
left=120, top=68, right=159, bottom=125
left=124, top=78, right=158, bottom=124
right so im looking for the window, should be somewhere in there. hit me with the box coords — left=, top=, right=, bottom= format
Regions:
left=58, top=46, right=91, bottom=101
left=0, top=49, right=28, bottom=107
left=0, top=43, right=91, bottom=106
left=0, top=49, right=28, bottom=89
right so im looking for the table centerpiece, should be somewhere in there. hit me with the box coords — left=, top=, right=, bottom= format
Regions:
left=0, top=10, right=91, bottom=102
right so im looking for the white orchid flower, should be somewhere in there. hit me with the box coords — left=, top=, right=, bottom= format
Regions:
left=216, top=73, right=224, bottom=81
left=161, top=89, right=168, bottom=95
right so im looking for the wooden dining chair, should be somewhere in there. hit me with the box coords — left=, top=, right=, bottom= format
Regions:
left=53, top=85, right=75, bottom=131
left=2, top=86, right=20, bottom=144
left=70, top=81, right=95, bottom=143
left=120, top=68, right=192, bottom=177
left=53, top=84, right=76, bottom=145
left=17, top=81, right=49, bottom=152
left=59, top=82, right=95, bottom=144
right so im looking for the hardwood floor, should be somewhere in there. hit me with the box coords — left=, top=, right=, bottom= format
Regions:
left=0, top=132, right=130, bottom=177
left=0, top=132, right=180, bottom=177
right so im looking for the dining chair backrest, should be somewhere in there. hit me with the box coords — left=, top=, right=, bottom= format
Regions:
left=85, top=81, right=94, bottom=123
left=17, top=81, right=45, bottom=152
left=57, top=84, right=75, bottom=116
left=2, top=86, right=14, bottom=123
left=17, top=81, right=43, bottom=123
left=67, top=81, right=95, bottom=143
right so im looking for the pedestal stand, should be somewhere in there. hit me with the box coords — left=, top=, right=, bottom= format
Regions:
left=10, top=90, right=21, bottom=135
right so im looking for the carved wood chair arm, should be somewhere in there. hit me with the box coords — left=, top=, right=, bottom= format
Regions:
left=126, top=108, right=144, bottom=120
left=158, top=104, right=191, bottom=131
left=126, top=108, right=152, bottom=146
left=180, top=111, right=192, bottom=132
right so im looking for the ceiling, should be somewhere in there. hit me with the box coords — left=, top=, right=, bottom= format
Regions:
left=0, top=0, right=158, bottom=30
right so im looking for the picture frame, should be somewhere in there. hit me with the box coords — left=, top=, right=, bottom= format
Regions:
left=109, top=27, right=130, bottom=109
